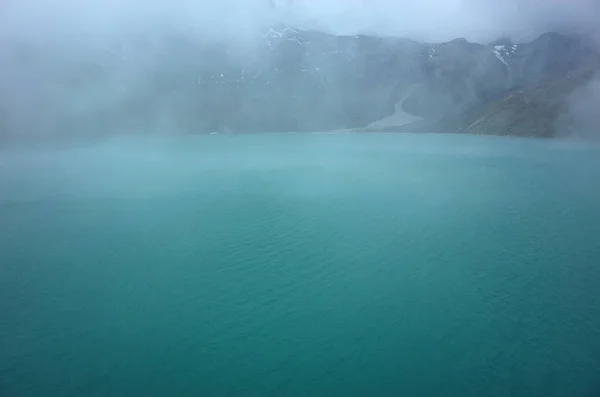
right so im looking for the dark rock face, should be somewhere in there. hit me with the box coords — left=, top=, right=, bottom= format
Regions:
left=1, top=27, right=598, bottom=138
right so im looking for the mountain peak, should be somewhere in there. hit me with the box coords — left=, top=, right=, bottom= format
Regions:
left=2, top=28, right=598, bottom=139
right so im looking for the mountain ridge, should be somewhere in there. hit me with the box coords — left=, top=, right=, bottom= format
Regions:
left=1, top=27, right=598, bottom=140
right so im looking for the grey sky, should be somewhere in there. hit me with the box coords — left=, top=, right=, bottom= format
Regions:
left=1, top=0, right=599, bottom=45
left=280, top=0, right=600, bottom=42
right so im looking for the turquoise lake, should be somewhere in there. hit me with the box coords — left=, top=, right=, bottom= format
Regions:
left=1, top=133, right=600, bottom=397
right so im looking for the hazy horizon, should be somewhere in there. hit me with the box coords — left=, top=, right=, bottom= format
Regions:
left=2, top=0, right=599, bottom=44
left=0, top=0, right=599, bottom=141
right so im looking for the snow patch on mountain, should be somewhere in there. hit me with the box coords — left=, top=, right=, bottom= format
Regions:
left=493, top=44, right=518, bottom=66
left=494, top=48, right=509, bottom=66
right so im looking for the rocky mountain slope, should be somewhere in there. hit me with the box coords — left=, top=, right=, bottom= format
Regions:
left=363, top=51, right=600, bottom=138
left=2, top=27, right=598, bottom=138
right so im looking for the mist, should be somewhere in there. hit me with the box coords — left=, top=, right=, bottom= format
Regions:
left=277, top=0, right=600, bottom=42
left=0, top=0, right=599, bottom=141
left=3, top=4, right=600, bottom=397
left=558, top=73, right=600, bottom=140
left=0, top=0, right=278, bottom=140
left=4, top=0, right=598, bottom=41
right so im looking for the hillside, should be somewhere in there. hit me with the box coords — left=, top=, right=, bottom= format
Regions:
left=1, top=28, right=598, bottom=138
left=363, top=54, right=600, bottom=138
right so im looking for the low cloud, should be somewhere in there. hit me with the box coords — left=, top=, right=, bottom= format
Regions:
left=274, top=0, right=600, bottom=42
left=1, top=0, right=599, bottom=45
left=557, top=73, right=600, bottom=139
left=0, top=0, right=598, bottom=140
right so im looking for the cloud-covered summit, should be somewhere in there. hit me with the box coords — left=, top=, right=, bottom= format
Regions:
left=1, top=0, right=599, bottom=45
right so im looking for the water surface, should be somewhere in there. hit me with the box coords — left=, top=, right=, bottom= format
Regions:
left=1, top=134, right=600, bottom=397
